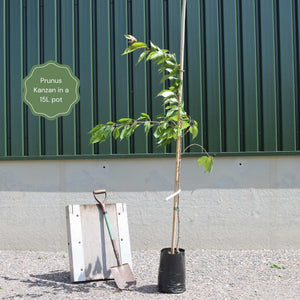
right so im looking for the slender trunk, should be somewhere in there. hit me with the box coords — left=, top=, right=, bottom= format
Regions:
left=171, top=0, right=187, bottom=255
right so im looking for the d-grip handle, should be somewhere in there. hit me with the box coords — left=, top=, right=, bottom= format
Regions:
left=93, top=189, right=107, bottom=195
left=93, top=189, right=107, bottom=212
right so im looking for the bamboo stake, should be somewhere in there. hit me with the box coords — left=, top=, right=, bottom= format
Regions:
left=171, top=0, right=187, bottom=255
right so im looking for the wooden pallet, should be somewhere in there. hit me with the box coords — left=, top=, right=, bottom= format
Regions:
left=66, top=203, right=133, bottom=282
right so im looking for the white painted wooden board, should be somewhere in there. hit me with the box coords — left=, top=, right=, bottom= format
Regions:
left=116, top=203, right=133, bottom=268
left=66, top=203, right=133, bottom=282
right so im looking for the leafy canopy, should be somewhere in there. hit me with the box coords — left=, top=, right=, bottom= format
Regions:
left=89, top=35, right=213, bottom=173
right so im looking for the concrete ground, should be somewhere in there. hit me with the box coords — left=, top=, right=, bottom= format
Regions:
left=0, top=249, right=299, bottom=299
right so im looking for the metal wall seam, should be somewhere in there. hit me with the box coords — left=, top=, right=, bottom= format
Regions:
left=241, top=0, right=259, bottom=152
left=145, top=0, right=153, bottom=154
left=109, top=0, right=116, bottom=154
left=167, top=0, right=180, bottom=154
left=236, top=0, right=245, bottom=152
left=5, top=0, right=11, bottom=156
left=0, top=0, right=7, bottom=156
left=43, top=0, right=58, bottom=156
left=61, top=0, right=76, bottom=156
left=114, top=0, right=129, bottom=155
left=200, top=0, right=208, bottom=152
left=223, top=0, right=240, bottom=153
left=96, top=0, right=111, bottom=155
left=74, top=0, right=80, bottom=155
left=23, top=0, right=28, bottom=156
left=186, top=0, right=204, bottom=153
left=92, top=0, right=98, bottom=155
left=218, top=0, right=226, bottom=153
left=260, top=0, right=277, bottom=152
left=127, top=0, right=134, bottom=154
left=132, top=0, right=148, bottom=154
left=255, top=0, right=263, bottom=152
left=278, top=0, right=296, bottom=151
left=57, top=0, right=63, bottom=155
left=78, top=0, right=93, bottom=155
left=205, top=0, right=222, bottom=152
left=292, top=0, right=300, bottom=150
left=149, top=0, right=165, bottom=154
left=274, top=0, right=282, bottom=151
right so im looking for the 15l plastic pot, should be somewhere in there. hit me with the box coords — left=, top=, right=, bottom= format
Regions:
left=158, top=248, right=185, bottom=293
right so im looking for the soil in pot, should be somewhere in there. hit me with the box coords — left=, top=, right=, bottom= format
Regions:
left=158, top=248, right=185, bottom=294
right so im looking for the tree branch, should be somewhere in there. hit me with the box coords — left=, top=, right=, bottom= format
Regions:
left=182, top=143, right=210, bottom=156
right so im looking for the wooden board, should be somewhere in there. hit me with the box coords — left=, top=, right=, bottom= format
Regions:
left=66, top=203, right=133, bottom=282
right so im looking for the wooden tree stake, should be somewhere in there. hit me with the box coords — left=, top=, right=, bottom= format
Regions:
left=171, top=0, right=187, bottom=255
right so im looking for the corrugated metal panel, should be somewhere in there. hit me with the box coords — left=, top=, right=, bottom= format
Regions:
left=0, top=0, right=299, bottom=160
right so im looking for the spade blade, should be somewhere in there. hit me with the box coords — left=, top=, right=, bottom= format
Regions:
left=110, top=263, right=136, bottom=290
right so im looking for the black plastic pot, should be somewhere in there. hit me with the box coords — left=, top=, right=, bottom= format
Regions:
left=158, top=248, right=185, bottom=294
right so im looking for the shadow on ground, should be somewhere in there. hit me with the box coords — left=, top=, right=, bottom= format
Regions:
left=104, top=279, right=159, bottom=294
left=2, top=272, right=160, bottom=298
left=135, top=284, right=159, bottom=294
left=1, top=272, right=111, bottom=299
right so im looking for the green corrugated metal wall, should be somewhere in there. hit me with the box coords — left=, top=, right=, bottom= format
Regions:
left=0, top=0, right=299, bottom=160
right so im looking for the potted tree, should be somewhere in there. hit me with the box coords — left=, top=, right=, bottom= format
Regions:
left=89, top=0, right=213, bottom=293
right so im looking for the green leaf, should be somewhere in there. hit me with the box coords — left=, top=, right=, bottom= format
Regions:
left=157, top=90, right=176, bottom=98
left=147, top=51, right=164, bottom=61
left=124, top=34, right=136, bottom=41
left=169, top=115, right=178, bottom=122
left=103, top=125, right=113, bottom=140
left=190, top=126, right=198, bottom=140
left=159, top=61, right=176, bottom=73
left=165, top=68, right=173, bottom=73
left=163, top=127, right=174, bottom=137
left=146, top=51, right=157, bottom=61
left=89, top=124, right=105, bottom=134
left=160, top=72, right=175, bottom=83
left=182, top=121, right=190, bottom=130
left=271, top=264, right=286, bottom=270
left=113, top=127, right=120, bottom=139
left=166, top=107, right=178, bottom=118
left=206, top=157, right=214, bottom=173
left=173, top=128, right=182, bottom=139
left=153, top=126, right=163, bottom=139
left=90, top=131, right=103, bottom=144
left=155, top=56, right=168, bottom=65
left=150, top=41, right=159, bottom=51
left=161, top=121, right=168, bottom=130
left=120, top=126, right=129, bottom=140
left=156, top=114, right=165, bottom=119
left=144, top=121, right=151, bottom=134
left=168, top=53, right=177, bottom=63
left=125, top=127, right=134, bottom=138
left=122, top=42, right=147, bottom=55
left=157, top=137, right=173, bottom=147
left=118, top=118, right=132, bottom=124
left=198, top=156, right=214, bottom=173
left=137, top=50, right=150, bottom=64
left=141, top=113, right=150, bottom=120
left=164, top=98, right=178, bottom=106
left=125, top=122, right=138, bottom=138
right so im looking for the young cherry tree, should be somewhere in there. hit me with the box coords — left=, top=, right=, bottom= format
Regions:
left=90, top=32, right=213, bottom=255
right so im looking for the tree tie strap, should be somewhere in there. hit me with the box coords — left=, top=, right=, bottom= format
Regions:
left=165, top=189, right=181, bottom=201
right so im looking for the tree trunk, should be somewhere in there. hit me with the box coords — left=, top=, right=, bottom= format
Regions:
left=171, top=0, right=187, bottom=255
